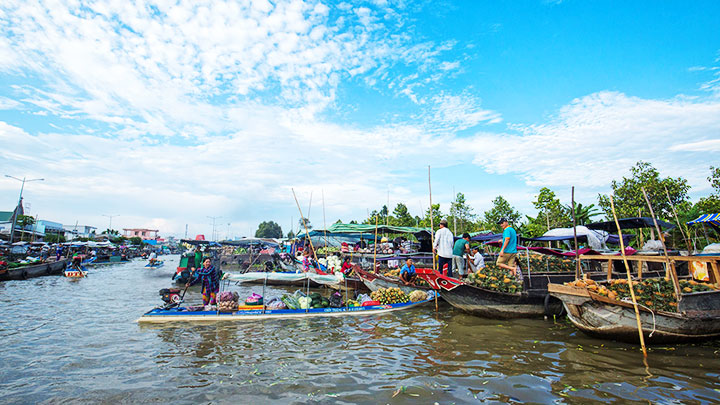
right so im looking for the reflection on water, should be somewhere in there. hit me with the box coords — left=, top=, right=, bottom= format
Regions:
left=1, top=254, right=719, bottom=403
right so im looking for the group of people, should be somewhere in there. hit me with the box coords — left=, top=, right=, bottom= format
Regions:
left=432, top=217, right=518, bottom=279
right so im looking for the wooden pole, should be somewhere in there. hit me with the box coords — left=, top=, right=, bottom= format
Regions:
left=664, top=185, right=693, bottom=254
left=292, top=188, right=319, bottom=266
left=641, top=187, right=681, bottom=301
left=428, top=166, right=436, bottom=272
left=637, top=208, right=644, bottom=248
left=571, top=186, right=580, bottom=280
left=373, top=215, right=379, bottom=273
left=322, top=189, right=328, bottom=254
left=609, top=195, right=647, bottom=357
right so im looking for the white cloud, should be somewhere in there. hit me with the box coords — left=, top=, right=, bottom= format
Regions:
left=454, top=91, right=720, bottom=191
left=0, top=96, right=21, bottom=109
left=427, top=92, right=501, bottom=131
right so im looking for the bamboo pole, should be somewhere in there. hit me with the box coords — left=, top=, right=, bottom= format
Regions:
left=609, top=195, right=647, bottom=357
left=322, top=189, right=328, bottom=254
left=664, top=185, right=692, bottom=254
left=571, top=186, right=580, bottom=280
left=641, top=187, right=681, bottom=301
left=373, top=215, right=379, bottom=273
left=292, top=188, right=319, bottom=266
left=637, top=208, right=644, bottom=248
left=428, top=166, right=436, bottom=272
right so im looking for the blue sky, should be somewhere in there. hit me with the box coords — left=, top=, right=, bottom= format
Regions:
left=1, top=0, right=719, bottom=238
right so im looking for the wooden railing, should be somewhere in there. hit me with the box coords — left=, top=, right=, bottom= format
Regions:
left=579, top=254, right=720, bottom=283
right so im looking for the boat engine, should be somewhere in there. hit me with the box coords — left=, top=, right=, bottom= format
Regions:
left=159, top=288, right=182, bottom=306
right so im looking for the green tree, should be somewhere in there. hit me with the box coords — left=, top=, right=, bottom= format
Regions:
left=297, top=217, right=312, bottom=231
left=419, top=204, right=444, bottom=229
left=286, top=230, right=296, bottom=239
left=390, top=203, right=415, bottom=227
left=110, top=236, right=127, bottom=244
left=524, top=188, right=570, bottom=237
left=481, top=196, right=523, bottom=233
left=448, top=192, right=476, bottom=235
left=44, top=233, right=66, bottom=243
left=103, top=228, right=119, bottom=235
left=598, top=161, right=690, bottom=220
left=566, top=202, right=602, bottom=226
left=129, top=236, right=144, bottom=246
left=16, top=215, right=35, bottom=241
left=695, top=166, right=720, bottom=214
left=255, top=221, right=283, bottom=238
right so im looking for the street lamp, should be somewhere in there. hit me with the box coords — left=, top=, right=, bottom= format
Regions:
left=5, top=175, right=44, bottom=244
left=102, top=214, right=119, bottom=233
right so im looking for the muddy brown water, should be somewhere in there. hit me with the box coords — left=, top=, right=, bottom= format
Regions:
left=1, top=255, right=718, bottom=403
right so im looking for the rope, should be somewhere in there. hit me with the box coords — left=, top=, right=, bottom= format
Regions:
left=620, top=298, right=657, bottom=338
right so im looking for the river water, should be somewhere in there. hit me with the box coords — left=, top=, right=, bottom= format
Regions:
left=1, top=255, right=719, bottom=404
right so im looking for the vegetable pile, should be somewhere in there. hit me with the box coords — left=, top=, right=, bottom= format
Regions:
left=217, top=291, right=239, bottom=312
left=466, top=263, right=522, bottom=294
left=524, top=253, right=577, bottom=273
left=370, top=287, right=409, bottom=304
left=565, top=278, right=720, bottom=313
left=408, top=290, right=428, bottom=302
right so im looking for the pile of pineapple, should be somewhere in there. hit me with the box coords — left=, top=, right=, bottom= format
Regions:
left=370, top=287, right=410, bottom=304
left=466, top=263, right=522, bottom=294
left=566, top=277, right=719, bottom=313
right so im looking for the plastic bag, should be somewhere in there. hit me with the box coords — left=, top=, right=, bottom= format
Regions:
left=329, top=292, right=343, bottom=308
left=357, top=293, right=372, bottom=304
left=266, top=298, right=286, bottom=310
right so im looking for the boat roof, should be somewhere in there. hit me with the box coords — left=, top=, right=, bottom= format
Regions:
left=586, top=217, right=675, bottom=232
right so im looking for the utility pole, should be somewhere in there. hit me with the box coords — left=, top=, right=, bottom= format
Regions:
left=207, top=216, right=221, bottom=241
left=185, top=224, right=188, bottom=239
left=102, top=214, right=119, bottom=233
left=5, top=175, right=44, bottom=245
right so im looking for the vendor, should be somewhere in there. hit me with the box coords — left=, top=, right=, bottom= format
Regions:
left=470, top=246, right=485, bottom=272
left=186, top=258, right=220, bottom=305
left=341, top=256, right=353, bottom=274
left=399, top=258, right=417, bottom=285
left=148, top=250, right=157, bottom=263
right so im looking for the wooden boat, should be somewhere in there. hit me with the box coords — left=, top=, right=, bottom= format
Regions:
left=549, top=283, right=720, bottom=343
left=145, top=260, right=164, bottom=268
left=224, top=271, right=342, bottom=288
left=84, top=255, right=129, bottom=266
left=353, top=266, right=434, bottom=295
left=0, top=259, right=68, bottom=281
left=137, top=296, right=434, bottom=323
left=64, top=268, right=88, bottom=278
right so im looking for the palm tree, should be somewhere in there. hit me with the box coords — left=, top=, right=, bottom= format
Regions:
left=566, top=203, right=602, bottom=226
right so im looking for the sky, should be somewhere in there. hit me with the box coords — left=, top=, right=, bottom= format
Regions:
left=1, top=0, right=719, bottom=239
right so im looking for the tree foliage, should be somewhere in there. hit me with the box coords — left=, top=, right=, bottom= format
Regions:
left=129, top=236, right=144, bottom=246
left=44, top=233, right=65, bottom=243
left=482, top=196, right=522, bottom=233
left=419, top=204, right=444, bottom=229
left=695, top=166, right=720, bottom=214
left=255, top=221, right=283, bottom=239
left=448, top=192, right=476, bottom=235
left=390, top=203, right=416, bottom=227
left=598, top=161, right=690, bottom=221
left=524, top=188, right=570, bottom=237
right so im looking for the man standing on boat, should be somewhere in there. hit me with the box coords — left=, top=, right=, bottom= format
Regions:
left=452, top=233, right=471, bottom=278
left=496, top=218, right=518, bottom=277
left=433, top=219, right=455, bottom=277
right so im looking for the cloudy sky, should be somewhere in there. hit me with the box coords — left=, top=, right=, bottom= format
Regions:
left=1, top=0, right=719, bottom=239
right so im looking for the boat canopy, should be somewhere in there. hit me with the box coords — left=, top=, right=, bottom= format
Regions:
left=687, top=213, right=720, bottom=232
left=296, top=223, right=431, bottom=239
left=586, top=217, right=675, bottom=232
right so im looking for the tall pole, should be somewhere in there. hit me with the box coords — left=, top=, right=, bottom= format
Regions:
left=207, top=216, right=221, bottom=241
left=102, top=214, right=119, bottom=233
left=5, top=175, right=44, bottom=245
left=452, top=186, right=457, bottom=235
left=428, top=166, right=436, bottom=272
left=571, top=187, right=580, bottom=280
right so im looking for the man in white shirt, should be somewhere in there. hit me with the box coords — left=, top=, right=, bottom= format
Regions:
left=470, top=246, right=485, bottom=272
left=433, top=219, right=455, bottom=277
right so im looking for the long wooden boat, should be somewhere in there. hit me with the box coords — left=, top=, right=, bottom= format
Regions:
left=417, top=269, right=575, bottom=318
left=137, top=297, right=433, bottom=323
left=0, top=259, right=68, bottom=281
left=145, top=261, right=164, bottom=268
left=353, top=266, right=434, bottom=295
left=549, top=283, right=720, bottom=343
left=84, top=255, right=129, bottom=266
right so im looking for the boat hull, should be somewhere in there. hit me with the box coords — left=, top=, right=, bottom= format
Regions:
left=550, top=284, right=720, bottom=343
left=137, top=298, right=432, bottom=323
left=0, top=260, right=68, bottom=281
left=354, top=267, right=433, bottom=295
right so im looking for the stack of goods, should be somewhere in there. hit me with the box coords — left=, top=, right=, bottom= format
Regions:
left=318, top=256, right=342, bottom=272
left=524, top=253, right=577, bottom=273
left=565, top=278, right=720, bottom=312
left=466, top=263, right=522, bottom=294
left=317, top=247, right=340, bottom=255
left=408, top=290, right=428, bottom=302
left=370, top=287, right=410, bottom=304
left=281, top=291, right=332, bottom=309
left=217, top=291, right=239, bottom=311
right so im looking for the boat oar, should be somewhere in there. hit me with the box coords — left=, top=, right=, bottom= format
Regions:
left=609, top=195, right=647, bottom=357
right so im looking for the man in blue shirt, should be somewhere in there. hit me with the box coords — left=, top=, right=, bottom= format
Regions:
left=497, top=218, right=518, bottom=277
left=452, top=233, right=471, bottom=278
left=399, top=258, right=417, bottom=285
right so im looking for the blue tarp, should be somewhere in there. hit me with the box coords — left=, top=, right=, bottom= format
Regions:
left=687, top=213, right=720, bottom=232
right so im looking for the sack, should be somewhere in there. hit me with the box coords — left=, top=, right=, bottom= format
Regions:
left=361, top=300, right=380, bottom=306
left=329, top=292, right=343, bottom=308
left=266, top=298, right=286, bottom=310
left=246, top=293, right=263, bottom=305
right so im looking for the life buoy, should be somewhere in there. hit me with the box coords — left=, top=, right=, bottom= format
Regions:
left=45, top=264, right=52, bottom=275
left=20, top=269, right=29, bottom=279
left=544, top=294, right=566, bottom=317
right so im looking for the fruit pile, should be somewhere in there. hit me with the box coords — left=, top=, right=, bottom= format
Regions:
left=217, top=291, right=239, bottom=312
left=566, top=278, right=720, bottom=313
left=370, top=287, right=410, bottom=304
left=524, top=253, right=577, bottom=273
left=466, top=263, right=522, bottom=294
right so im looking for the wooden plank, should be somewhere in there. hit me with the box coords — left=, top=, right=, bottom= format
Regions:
left=607, top=259, right=613, bottom=281
left=547, top=283, right=590, bottom=297
left=638, top=260, right=644, bottom=280
left=710, top=261, right=720, bottom=285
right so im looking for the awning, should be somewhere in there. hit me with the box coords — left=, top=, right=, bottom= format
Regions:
left=296, top=223, right=431, bottom=239
left=586, top=217, right=675, bottom=232
left=687, top=213, right=720, bottom=232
